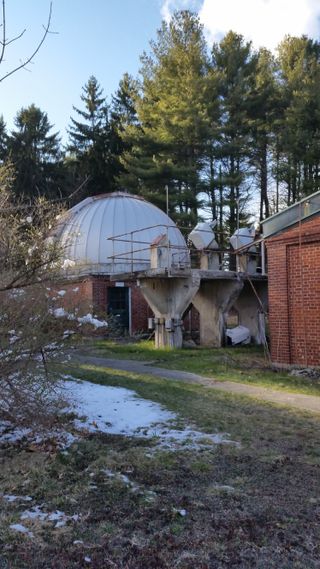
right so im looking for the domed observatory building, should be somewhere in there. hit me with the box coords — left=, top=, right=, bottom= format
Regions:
left=54, top=192, right=188, bottom=334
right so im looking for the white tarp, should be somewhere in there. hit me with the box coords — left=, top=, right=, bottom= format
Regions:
left=226, top=325, right=251, bottom=345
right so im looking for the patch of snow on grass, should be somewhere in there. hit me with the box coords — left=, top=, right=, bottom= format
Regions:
left=0, top=378, right=237, bottom=452
left=20, top=506, right=80, bottom=528
left=10, top=523, right=34, bottom=538
left=61, top=377, right=236, bottom=450
left=0, top=421, right=31, bottom=443
left=52, top=307, right=69, bottom=319
left=77, top=313, right=108, bottom=328
left=102, top=468, right=141, bottom=493
left=174, top=508, right=187, bottom=517
left=51, top=308, right=108, bottom=329
left=0, top=420, right=76, bottom=449
left=2, top=494, right=33, bottom=503
left=62, top=378, right=174, bottom=436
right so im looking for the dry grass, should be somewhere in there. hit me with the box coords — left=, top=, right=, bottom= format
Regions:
left=1, top=365, right=320, bottom=568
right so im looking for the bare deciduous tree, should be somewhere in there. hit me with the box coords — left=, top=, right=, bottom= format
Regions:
left=0, top=0, right=53, bottom=83
left=0, top=163, right=70, bottom=426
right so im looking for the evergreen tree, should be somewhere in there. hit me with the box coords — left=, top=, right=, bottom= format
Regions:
left=211, top=32, right=257, bottom=235
left=9, top=104, right=63, bottom=199
left=111, top=73, right=139, bottom=135
left=110, top=73, right=139, bottom=183
left=276, top=36, right=320, bottom=204
left=67, top=76, right=114, bottom=197
left=247, top=48, right=280, bottom=219
left=0, top=115, right=8, bottom=163
left=119, top=11, right=212, bottom=225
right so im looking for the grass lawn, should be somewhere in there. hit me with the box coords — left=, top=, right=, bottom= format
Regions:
left=89, top=339, right=320, bottom=396
left=1, top=363, right=320, bottom=568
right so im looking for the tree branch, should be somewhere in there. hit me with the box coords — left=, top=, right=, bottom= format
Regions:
left=0, top=2, right=52, bottom=83
left=3, top=29, right=27, bottom=48
left=0, top=0, right=6, bottom=67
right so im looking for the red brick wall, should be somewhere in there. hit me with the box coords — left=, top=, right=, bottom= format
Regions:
left=131, top=285, right=153, bottom=333
left=51, top=279, right=93, bottom=315
left=53, top=276, right=152, bottom=333
left=91, top=277, right=152, bottom=333
left=266, top=215, right=320, bottom=367
left=52, top=276, right=199, bottom=337
left=91, top=277, right=113, bottom=316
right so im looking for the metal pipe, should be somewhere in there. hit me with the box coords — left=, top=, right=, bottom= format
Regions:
left=166, top=185, right=169, bottom=216
left=261, top=240, right=266, bottom=275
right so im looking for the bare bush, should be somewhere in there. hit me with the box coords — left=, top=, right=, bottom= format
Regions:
left=0, top=164, right=71, bottom=427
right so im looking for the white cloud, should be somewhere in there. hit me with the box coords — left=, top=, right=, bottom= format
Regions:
left=161, top=0, right=320, bottom=51
left=161, top=0, right=203, bottom=22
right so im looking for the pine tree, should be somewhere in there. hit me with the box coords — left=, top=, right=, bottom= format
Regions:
left=110, top=73, right=139, bottom=184
left=211, top=32, right=257, bottom=236
left=0, top=115, right=8, bottom=163
left=276, top=36, right=320, bottom=204
left=247, top=48, right=280, bottom=220
left=9, top=104, right=63, bottom=199
left=67, top=76, right=114, bottom=197
left=119, top=11, right=212, bottom=225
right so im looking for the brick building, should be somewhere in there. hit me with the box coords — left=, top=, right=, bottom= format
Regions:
left=262, top=191, right=320, bottom=368
left=53, top=192, right=188, bottom=335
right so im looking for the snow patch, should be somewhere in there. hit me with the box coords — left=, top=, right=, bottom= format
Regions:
left=20, top=505, right=80, bottom=528
left=8, top=288, right=25, bottom=298
left=102, top=468, right=141, bottom=493
left=0, top=421, right=31, bottom=443
left=1, top=494, right=33, bottom=503
left=61, top=377, right=236, bottom=450
left=77, top=313, right=108, bottom=328
left=0, top=420, right=76, bottom=449
left=10, top=523, right=34, bottom=538
left=61, top=259, right=75, bottom=270
left=174, top=508, right=187, bottom=517
left=0, top=378, right=237, bottom=452
left=52, top=307, right=69, bottom=319
left=51, top=308, right=108, bottom=329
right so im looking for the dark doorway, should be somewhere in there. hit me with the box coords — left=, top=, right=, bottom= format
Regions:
left=107, top=286, right=129, bottom=332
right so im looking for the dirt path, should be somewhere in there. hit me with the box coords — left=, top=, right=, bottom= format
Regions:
left=71, top=353, right=320, bottom=415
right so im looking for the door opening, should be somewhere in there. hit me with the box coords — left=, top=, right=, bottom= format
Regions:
left=107, top=286, right=129, bottom=333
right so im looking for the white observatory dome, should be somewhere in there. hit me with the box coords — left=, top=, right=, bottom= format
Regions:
left=56, top=192, right=188, bottom=275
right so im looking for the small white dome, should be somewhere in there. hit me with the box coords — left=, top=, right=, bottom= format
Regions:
left=57, top=192, right=188, bottom=275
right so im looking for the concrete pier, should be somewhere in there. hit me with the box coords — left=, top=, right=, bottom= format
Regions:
left=112, top=266, right=267, bottom=349
left=192, top=275, right=243, bottom=347
left=138, top=272, right=201, bottom=348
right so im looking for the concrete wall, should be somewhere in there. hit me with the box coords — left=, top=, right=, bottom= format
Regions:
left=266, top=215, right=320, bottom=367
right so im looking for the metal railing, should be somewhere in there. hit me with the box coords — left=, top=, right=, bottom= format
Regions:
left=106, top=223, right=267, bottom=275
left=106, top=224, right=190, bottom=274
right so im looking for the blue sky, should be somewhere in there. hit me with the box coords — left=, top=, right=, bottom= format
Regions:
left=1, top=0, right=319, bottom=144
left=0, top=0, right=163, bottom=141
